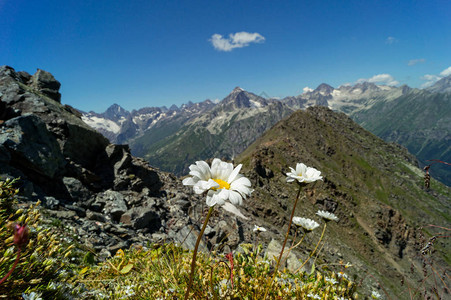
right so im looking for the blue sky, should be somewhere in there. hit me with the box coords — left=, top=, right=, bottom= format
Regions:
left=1, top=0, right=450, bottom=112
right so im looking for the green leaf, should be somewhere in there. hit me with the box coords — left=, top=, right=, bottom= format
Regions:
left=310, top=262, right=316, bottom=275
left=120, top=264, right=133, bottom=274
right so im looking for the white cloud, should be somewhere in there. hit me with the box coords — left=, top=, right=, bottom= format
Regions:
left=210, top=32, right=265, bottom=51
left=303, top=86, right=313, bottom=93
left=420, top=75, right=440, bottom=88
left=357, top=74, right=399, bottom=86
left=420, top=66, right=451, bottom=88
left=422, top=74, right=441, bottom=81
left=408, top=58, right=425, bottom=66
left=386, top=36, right=398, bottom=44
left=439, top=66, right=451, bottom=77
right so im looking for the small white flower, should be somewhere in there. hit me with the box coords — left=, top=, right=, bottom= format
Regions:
left=183, top=158, right=253, bottom=207
left=316, top=210, right=339, bottom=222
left=307, top=293, right=321, bottom=299
left=22, top=292, right=43, bottom=300
left=292, top=217, right=320, bottom=231
left=337, top=271, right=349, bottom=280
left=371, top=290, right=382, bottom=299
left=253, top=225, right=267, bottom=232
left=286, top=163, right=323, bottom=184
left=325, top=276, right=338, bottom=285
left=120, top=285, right=136, bottom=298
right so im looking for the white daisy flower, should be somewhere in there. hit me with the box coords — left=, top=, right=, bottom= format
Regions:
left=253, top=225, right=267, bottom=232
left=292, top=217, right=320, bottom=231
left=182, top=158, right=253, bottom=207
left=286, top=163, right=323, bottom=184
left=316, top=210, right=339, bottom=222
left=325, top=276, right=338, bottom=285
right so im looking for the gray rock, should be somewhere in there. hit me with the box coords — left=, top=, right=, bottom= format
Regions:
left=265, top=239, right=302, bottom=273
left=120, top=206, right=160, bottom=230
left=108, top=241, right=129, bottom=253
left=98, top=190, right=128, bottom=221
left=0, top=115, right=66, bottom=178
left=98, top=248, right=112, bottom=261
left=63, top=177, right=91, bottom=202
left=29, top=69, right=61, bottom=102
left=65, top=204, right=87, bottom=217
left=170, top=226, right=208, bottom=252
left=47, top=209, right=77, bottom=220
left=44, top=196, right=60, bottom=209
left=114, top=151, right=132, bottom=173
left=86, top=210, right=107, bottom=222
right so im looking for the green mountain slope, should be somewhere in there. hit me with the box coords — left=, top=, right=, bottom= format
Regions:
left=351, top=90, right=451, bottom=186
left=236, top=106, right=450, bottom=299
left=133, top=98, right=294, bottom=175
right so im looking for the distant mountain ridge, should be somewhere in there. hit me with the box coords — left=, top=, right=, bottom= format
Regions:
left=82, top=82, right=411, bottom=144
left=82, top=76, right=451, bottom=185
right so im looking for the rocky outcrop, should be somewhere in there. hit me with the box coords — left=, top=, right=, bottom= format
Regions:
left=29, top=68, right=62, bottom=102
left=0, top=66, right=254, bottom=259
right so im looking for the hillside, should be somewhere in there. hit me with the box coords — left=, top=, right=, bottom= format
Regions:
left=236, top=106, right=451, bottom=299
left=351, top=90, right=451, bottom=186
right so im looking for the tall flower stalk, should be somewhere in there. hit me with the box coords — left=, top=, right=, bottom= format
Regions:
left=0, top=223, right=29, bottom=285
left=184, top=206, right=214, bottom=299
left=294, top=222, right=327, bottom=274
left=182, top=159, right=252, bottom=299
left=263, top=163, right=322, bottom=300
left=294, top=210, right=339, bottom=274
left=287, top=217, right=319, bottom=252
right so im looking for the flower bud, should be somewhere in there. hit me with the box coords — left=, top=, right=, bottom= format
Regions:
left=13, top=223, right=29, bottom=249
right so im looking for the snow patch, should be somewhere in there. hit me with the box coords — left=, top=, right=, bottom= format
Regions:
left=82, top=116, right=121, bottom=133
left=249, top=100, right=262, bottom=108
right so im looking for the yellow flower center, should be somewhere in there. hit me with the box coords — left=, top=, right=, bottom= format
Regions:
left=212, top=179, right=230, bottom=190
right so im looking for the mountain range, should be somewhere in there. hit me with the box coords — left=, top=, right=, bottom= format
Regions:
left=1, top=66, right=450, bottom=298
left=82, top=78, right=451, bottom=186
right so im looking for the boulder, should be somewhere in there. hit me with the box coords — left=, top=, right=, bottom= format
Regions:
left=120, top=205, right=160, bottom=231
left=0, top=115, right=66, bottom=178
left=265, top=239, right=302, bottom=273
left=96, top=190, right=128, bottom=221
left=29, top=69, right=61, bottom=102
left=63, top=177, right=92, bottom=202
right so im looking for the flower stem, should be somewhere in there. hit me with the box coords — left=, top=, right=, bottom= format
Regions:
left=0, top=248, right=21, bottom=285
left=184, top=206, right=214, bottom=300
left=294, top=222, right=327, bottom=274
left=263, top=184, right=303, bottom=300
left=288, top=232, right=307, bottom=251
